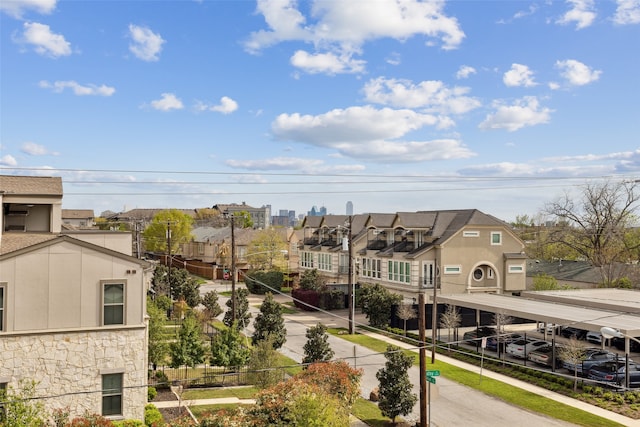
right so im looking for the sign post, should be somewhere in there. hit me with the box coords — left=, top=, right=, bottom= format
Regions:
left=425, top=370, right=440, bottom=425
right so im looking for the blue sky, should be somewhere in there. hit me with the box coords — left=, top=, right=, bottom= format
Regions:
left=1, top=0, right=639, bottom=222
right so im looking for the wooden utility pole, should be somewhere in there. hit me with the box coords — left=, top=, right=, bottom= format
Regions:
left=419, top=292, right=427, bottom=426
left=348, top=215, right=355, bottom=334
left=230, top=215, right=236, bottom=324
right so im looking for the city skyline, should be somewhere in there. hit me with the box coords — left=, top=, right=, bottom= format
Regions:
left=1, top=0, right=639, bottom=222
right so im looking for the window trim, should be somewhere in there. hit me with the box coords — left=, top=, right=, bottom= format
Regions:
left=0, top=283, right=5, bottom=332
left=463, top=230, right=480, bottom=237
left=508, top=264, right=524, bottom=273
left=102, top=373, right=123, bottom=417
left=102, top=281, right=125, bottom=326
left=491, top=231, right=502, bottom=245
left=472, top=268, right=484, bottom=281
left=443, top=265, right=461, bottom=275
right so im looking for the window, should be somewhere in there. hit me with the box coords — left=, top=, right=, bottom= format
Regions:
left=103, top=283, right=124, bottom=325
left=487, top=268, right=494, bottom=279
left=491, top=232, right=502, bottom=245
left=361, top=258, right=381, bottom=279
left=102, top=374, right=123, bottom=416
left=0, top=285, right=4, bottom=332
left=422, top=261, right=435, bottom=288
left=318, top=253, right=332, bottom=271
left=388, top=260, right=410, bottom=283
left=301, top=252, right=314, bottom=268
left=463, top=231, right=479, bottom=237
left=444, top=265, right=461, bottom=274
left=473, top=268, right=484, bottom=281
left=508, top=265, right=524, bottom=273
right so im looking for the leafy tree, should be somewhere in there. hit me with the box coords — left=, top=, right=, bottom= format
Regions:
left=0, top=379, right=46, bottom=427
left=244, top=270, right=284, bottom=295
left=439, top=304, right=461, bottom=343
left=296, top=361, right=362, bottom=408
left=202, top=290, right=223, bottom=320
left=210, top=324, right=251, bottom=379
left=248, top=335, right=283, bottom=389
left=299, top=268, right=324, bottom=291
left=151, top=264, right=201, bottom=307
left=170, top=312, right=206, bottom=369
left=545, top=179, right=640, bottom=285
left=142, top=209, right=194, bottom=253
left=252, top=293, right=286, bottom=349
left=147, top=298, right=169, bottom=369
left=248, top=228, right=288, bottom=270
left=359, top=283, right=403, bottom=328
left=223, top=288, right=252, bottom=330
left=376, top=345, right=417, bottom=424
left=229, top=211, right=253, bottom=229
left=396, top=304, right=417, bottom=336
left=302, top=323, right=334, bottom=365
left=557, top=338, right=588, bottom=392
left=532, top=273, right=559, bottom=291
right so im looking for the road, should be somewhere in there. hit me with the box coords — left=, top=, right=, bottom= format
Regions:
left=201, top=281, right=579, bottom=427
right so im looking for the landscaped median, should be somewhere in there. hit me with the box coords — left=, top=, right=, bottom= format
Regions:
left=327, top=328, right=628, bottom=427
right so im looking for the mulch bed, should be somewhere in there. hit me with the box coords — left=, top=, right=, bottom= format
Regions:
left=153, top=388, right=190, bottom=424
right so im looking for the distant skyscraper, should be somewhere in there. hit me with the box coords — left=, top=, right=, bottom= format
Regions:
left=346, top=201, right=353, bottom=216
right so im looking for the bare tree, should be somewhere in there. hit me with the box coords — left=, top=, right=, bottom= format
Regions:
left=544, top=180, right=640, bottom=285
left=439, top=304, right=461, bottom=345
left=493, top=312, right=513, bottom=358
left=557, top=337, right=587, bottom=392
left=396, top=304, right=417, bottom=336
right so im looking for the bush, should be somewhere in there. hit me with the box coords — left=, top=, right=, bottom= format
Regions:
left=292, top=288, right=320, bottom=311
left=144, top=404, right=163, bottom=427
left=245, top=270, right=284, bottom=295
left=147, top=386, right=157, bottom=401
left=318, top=289, right=345, bottom=310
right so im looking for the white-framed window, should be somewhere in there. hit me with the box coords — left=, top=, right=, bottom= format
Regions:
left=491, top=231, right=502, bottom=245
left=473, top=268, right=484, bottom=281
left=422, top=261, right=435, bottom=288
left=508, top=264, right=524, bottom=273
left=361, top=258, right=381, bottom=279
left=318, top=253, right=332, bottom=271
left=102, top=373, right=123, bottom=416
left=388, top=260, right=411, bottom=283
left=463, top=231, right=480, bottom=237
left=301, top=252, right=314, bottom=268
left=444, top=265, right=461, bottom=274
left=198, top=243, right=205, bottom=256
left=103, top=282, right=125, bottom=326
left=0, top=284, right=5, bottom=332
left=487, top=268, right=494, bottom=279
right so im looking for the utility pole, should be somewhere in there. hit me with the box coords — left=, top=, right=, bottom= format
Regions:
left=230, top=214, right=236, bottom=324
left=166, top=221, right=172, bottom=300
left=419, top=292, right=427, bottom=426
left=347, top=215, right=355, bottom=334
left=431, top=270, right=438, bottom=364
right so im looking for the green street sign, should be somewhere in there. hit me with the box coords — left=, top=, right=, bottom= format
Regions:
left=427, top=376, right=436, bottom=384
left=426, top=370, right=440, bottom=377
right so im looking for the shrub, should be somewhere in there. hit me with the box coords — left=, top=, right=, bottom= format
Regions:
left=147, top=386, right=157, bottom=401
left=144, top=404, right=163, bottom=427
left=292, top=288, right=320, bottom=311
left=245, top=270, right=284, bottom=295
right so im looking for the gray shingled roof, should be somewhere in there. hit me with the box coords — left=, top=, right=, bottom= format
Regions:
left=62, top=209, right=95, bottom=219
left=0, top=175, right=63, bottom=196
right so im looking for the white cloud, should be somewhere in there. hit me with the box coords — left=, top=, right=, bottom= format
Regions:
left=479, top=96, right=552, bottom=132
left=149, top=93, right=183, bottom=111
left=612, top=0, right=640, bottom=25
left=195, top=96, right=239, bottom=114
left=555, top=59, right=601, bottom=85
left=245, top=0, right=465, bottom=74
left=290, top=50, right=366, bottom=74
left=456, top=65, right=476, bottom=79
left=0, top=154, right=18, bottom=166
left=0, top=0, right=56, bottom=19
left=16, top=21, right=71, bottom=58
left=128, top=24, right=165, bottom=62
left=20, top=141, right=58, bottom=155
left=556, top=0, right=596, bottom=29
left=503, top=63, right=536, bottom=87
left=39, top=80, right=115, bottom=96
left=362, top=77, right=481, bottom=115
left=271, top=105, right=475, bottom=162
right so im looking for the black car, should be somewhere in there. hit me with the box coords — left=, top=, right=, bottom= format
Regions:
left=562, top=348, right=626, bottom=376
left=560, top=327, right=588, bottom=340
left=588, top=361, right=640, bottom=388
left=611, top=336, right=640, bottom=352
left=463, top=326, right=497, bottom=345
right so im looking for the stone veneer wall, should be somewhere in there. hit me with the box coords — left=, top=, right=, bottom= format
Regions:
left=0, top=328, right=147, bottom=421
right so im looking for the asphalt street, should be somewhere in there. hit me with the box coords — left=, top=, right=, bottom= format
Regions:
left=200, top=281, right=584, bottom=426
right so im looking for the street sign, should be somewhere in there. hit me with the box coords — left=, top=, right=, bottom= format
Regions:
left=426, top=370, right=440, bottom=377
left=427, top=376, right=436, bottom=384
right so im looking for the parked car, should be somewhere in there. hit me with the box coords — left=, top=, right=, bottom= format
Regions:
left=586, top=331, right=604, bottom=345
left=505, top=339, right=550, bottom=359
left=560, top=327, right=588, bottom=340
left=537, top=323, right=561, bottom=335
left=527, top=344, right=564, bottom=368
left=587, top=361, right=640, bottom=388
left=486, top=332, right=525, bottom=352
left=463, top=326, right=497, bottom=345
left=611, top=336, right=640, bottom=352
left=562, top=348, right=625, bottom=376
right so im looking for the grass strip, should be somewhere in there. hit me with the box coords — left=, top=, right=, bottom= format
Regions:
left=329, top=329, right=623, bottom=427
